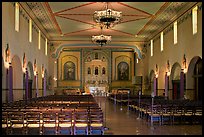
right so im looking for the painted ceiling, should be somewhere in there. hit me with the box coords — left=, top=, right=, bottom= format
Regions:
left=20, top=2, right=197, bottom=52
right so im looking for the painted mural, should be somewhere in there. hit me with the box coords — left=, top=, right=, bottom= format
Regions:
left=64, top=61, right=75, bottom=80
left=118, top=62, right=129, bottom=80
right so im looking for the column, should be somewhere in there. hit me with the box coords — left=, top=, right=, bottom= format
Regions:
left=180, top=70, right=184, bottom=99
left=8, top=63, right=13, bottom=102
left=153, top=76, right=157, bottom=96
left=36, top=72, right=39, bottom=97
left=43, top=74, right=46, bottom=96
left=6, top=68, right=9, bottom=103
left=164, top=72, right=169, bottom=99
left=25, top=68, right=29, bottom=100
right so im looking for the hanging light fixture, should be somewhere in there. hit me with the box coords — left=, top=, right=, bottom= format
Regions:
left=93, top=2, right=122, bottom=29
left=92, top=27, right=111, bottom=47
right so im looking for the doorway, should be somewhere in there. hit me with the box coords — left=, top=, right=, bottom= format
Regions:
left=172, top=80, right=180, bottom=100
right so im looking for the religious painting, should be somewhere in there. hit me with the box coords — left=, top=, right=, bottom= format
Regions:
left=118, top=62, right=129, bottom=80
left=64, top=61, right=75, bottom=80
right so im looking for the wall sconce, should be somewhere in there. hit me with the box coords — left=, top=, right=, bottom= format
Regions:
left=42, top=64, right=44, bottom=78
left=155, top=64, right=159, bottom=78
left=166, top=60, right=170, bottom=76
left=182, top=54, right=187, bottom=73
left=5, top=44, right=10, bottom=69
left=34, top=59, right=37, bottom=76
left=22, top=53, right=26, bottom=73
left=53, top=77, right=57, bottom=81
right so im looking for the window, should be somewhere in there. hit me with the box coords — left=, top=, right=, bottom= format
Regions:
left=15, top=2, right=20, bottom=32
left=160, top=32, right=163, bottom=51
left=38, top=30, right=41, bottom=49
left=29, top=19, right=32, bottom=42
left=192, top=6, right=198, bottom=35
left=151, top=40, right=153, bottom=57
left=45, top=38, right=47, bottom=56
left=174, top=21, right=177, bottom=44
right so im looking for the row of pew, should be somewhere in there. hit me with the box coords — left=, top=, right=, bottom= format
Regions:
left=109, top=93, right=202, bottom=126
left=2, top=95, right=104, bottom=135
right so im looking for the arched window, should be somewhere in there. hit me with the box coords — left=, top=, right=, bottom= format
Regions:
left=64, top=61, right=75, bottom=80
left=118, top=62, right=129, bottom=80
left=88, top=67, right=91, bottom=75
left=95, top=67, right=98, bottom=75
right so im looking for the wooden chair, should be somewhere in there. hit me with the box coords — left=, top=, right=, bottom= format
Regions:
left=2, top=111, right=11, bottom=135
left=89, top=109, right=104, bottom=135
left=9, top=111, right=26, bottom=135
left=42, top=111, right=57, bottom=135
left=148, top=105, right=162, bottom=126
left=73, top=109, right=89, bottom=135
left=25, top=111, right=41, bottom=135
left=58, top=109, right=73, bottom=135
left=161, top=105, right=173, bottom=125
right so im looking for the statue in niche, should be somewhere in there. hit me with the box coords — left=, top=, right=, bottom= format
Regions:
left=88, top=67, right=91, bottom=75
left=118, top=62, right=129, bottom=80
left=87, top=56, right=91, bottom=62
left=95, top=53, right=98, bottom=59
left=64, top=61, right=75, bottom=80
left=95, top=67, right=98, bottom=75
left=102, top=67, right=106, bottom=75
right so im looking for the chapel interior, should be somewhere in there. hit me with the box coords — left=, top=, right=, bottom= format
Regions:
left=2, top=2, right=202, bottom=135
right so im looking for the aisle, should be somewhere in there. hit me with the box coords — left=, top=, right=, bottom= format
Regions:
left=93, top=96, right=202, bottom=135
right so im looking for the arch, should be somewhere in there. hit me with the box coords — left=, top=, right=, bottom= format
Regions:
left=64, top=61, right=75, bottom=80
left=170, top=62, right=181, bottom=100
left=11, top=55, right=23, bottom=101
left=118, top=62, right=129, bottom=80
left=186, top=56, right=202, bottom=100
left=170, top=62, right=181, bottom=81
left=51, top=43, right=142, bottom=59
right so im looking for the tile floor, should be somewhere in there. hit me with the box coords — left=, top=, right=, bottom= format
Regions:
left=94, top=96, right=202, bottom=135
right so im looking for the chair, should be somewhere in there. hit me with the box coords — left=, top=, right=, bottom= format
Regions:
left=89, top=109, right=104, bottom=135
left=2, top=111, right=11, bottom=135
left=58, top=109, right=73, bottom=135
left=172, top=105, right=184, bottom=125
left=148, top=104, right=162, bottom=126
left=161, top=105, right=173, bottom=125
left=73, top=109, right=89, bottom=135
left=9, top=111, right=26, bottom=135
left=42, top=111, right=57, bottom=135
left=25, top=111, right=41, bottom=135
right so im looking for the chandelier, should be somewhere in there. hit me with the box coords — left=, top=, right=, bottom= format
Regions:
left=92, top=34, right=111, bottom=47
left=93, top=2, right=122, bottom=29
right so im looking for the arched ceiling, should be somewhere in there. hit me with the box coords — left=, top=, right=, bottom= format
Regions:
left=19, top=2, right=197, bottom=55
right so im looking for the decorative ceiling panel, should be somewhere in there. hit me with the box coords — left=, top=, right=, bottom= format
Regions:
left=22, top=2, right=197, bottom=44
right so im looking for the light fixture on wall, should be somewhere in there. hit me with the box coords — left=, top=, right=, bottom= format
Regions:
left=166, top=60, right=170, bottom=76
left=155, top=64, right=159, bottom=78
left=42, top=64, right=44, bottom=78
left=22, top=53, right=26, bottom=73
left=4, top=44, right=10, bottom=69
left=34, top=59, right=37, bottom=76
left=92, top=27, right=111, bottom=46
left=182, top=54, right=187, bottom=73
left=93, top=2, right=122, bottom=29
